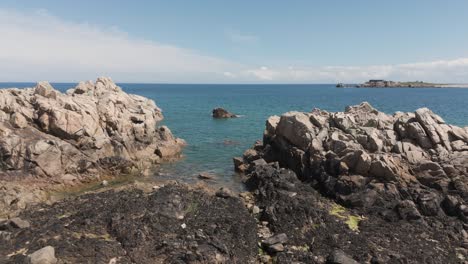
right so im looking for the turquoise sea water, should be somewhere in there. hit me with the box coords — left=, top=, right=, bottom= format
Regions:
left=1, top=83, right=468, bottom=185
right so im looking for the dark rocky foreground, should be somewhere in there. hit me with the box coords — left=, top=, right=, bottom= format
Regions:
left=0, top=184, right=257, bottom=263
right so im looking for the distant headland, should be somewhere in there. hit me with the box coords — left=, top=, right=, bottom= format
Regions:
left=337, top=79, right=468, bottom=88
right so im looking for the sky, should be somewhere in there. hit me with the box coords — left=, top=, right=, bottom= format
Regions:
left=1, top=0, right=468, bottom=83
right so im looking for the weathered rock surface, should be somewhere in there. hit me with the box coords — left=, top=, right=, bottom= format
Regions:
left=0, top=184, right=257, bottom=263
left=237, top=102, right=468, bottom=262
left=212, top=108, right=238, bottom=118
left=0, top=77, right=185, bottom=216
left=243, top=160, right=465, bottom=263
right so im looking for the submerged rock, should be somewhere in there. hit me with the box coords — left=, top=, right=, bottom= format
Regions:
left=212, top=107, right=238, bottom=118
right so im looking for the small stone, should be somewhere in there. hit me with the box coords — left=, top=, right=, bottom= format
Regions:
left=267, top=243, right=284, bottom=253
left=252, top=206, right=260, bottom=214
left=26, top=246, right=57, bottom=264
left=327, top=249, right=359, bottom=264
left=252, top=158, right=268, bottom=167
left=216, top=187, right=234, bottom=198
left=198, top=172, right=216, bottom=180
left=9, top=217, right=30, bottom=229
left=101, top=180, right=109, bottom=187
left=259, top=254, right=272, bottom=263
left=262, top=233, right=288, bottom=246
left=0, top=231, right=11, bottom=241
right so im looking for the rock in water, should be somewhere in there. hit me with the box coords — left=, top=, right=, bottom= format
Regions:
left=0, top=77, right=185, bottom=216
left=212, top=107, right=238, bottom=118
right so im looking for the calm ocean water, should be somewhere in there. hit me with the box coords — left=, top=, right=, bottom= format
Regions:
left=1, top=82, right=468, bottom=186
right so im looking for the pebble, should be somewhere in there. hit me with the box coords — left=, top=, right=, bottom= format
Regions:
left=10, top=217, right=30, bottom=229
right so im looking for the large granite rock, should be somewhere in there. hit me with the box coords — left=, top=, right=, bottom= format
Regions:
left=237, top=102, right=468, bottom=221
left=0, top=77, right=185, bottom=216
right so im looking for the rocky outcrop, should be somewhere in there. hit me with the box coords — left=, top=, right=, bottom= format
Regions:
left=234, top=103, right=468, bottom=263
left=237, top=102, right=468, bottom=212
left=0, top=77, right=185, bottom=216
left=212, top=108, right=238, bottom=118
left=235, top=102, right=468, bottom=261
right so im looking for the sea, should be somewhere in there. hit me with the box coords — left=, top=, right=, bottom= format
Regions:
left=1, top=83, right=468, bottom=188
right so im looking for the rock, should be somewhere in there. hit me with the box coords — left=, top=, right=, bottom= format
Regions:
left=216, top=187, right=235, bottom=198
left=239, top=102, right=468, bottom=227
left=233, top=157, right=245, bottom=172
left=198, top=172, right=216, bottom=180
left=397, top=200, right=422, bottom=221
left=101, top=180, right=109, bottom=187
left=26, top=246, right=57, bottom=264
left=441, top=195, right=459, bottom=216
left=9, top=113, right=28, bottom=128
left=267, top=243, right=284, bottom=253
left=212, top=108, right=237, bottom=118
left=252, top=205, right=260, bottom=214
left=9, top=217, right=30, bottom=229
left=327, top=249, right=359, bottom=264
left=264, top=115, right=280, bottom=140
left=276, top=111, right=316, bottom=150
left=0, top=77, right=184, bottom=215
left=262, top=233, right=288, bottom=246
left=252, top=158, right=267, bottom=167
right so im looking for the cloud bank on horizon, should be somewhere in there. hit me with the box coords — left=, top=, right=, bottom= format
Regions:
left=1, top=9, right=468, bottom=83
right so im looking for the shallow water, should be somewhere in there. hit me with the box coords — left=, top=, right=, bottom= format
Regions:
left=1, top=82, right=468, bottom=187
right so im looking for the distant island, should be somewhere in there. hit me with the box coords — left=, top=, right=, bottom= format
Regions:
left=337, top=79, right=468, bottom=88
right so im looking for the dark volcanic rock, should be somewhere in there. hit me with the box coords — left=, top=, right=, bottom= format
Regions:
left=212, top=108, right=238, bottom=118
left=0, top=184, right=258, bottom=263
left=245, top=164, right=464, bottom=263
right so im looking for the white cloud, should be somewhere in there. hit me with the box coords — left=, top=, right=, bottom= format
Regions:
left=0, top=8, right=468, bottom=83
left=0, top=9, right=243, bottom=82
left=242, top=59, right=468, bottom=83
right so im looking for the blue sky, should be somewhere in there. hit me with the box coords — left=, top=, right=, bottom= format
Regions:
left=1, top=0, right=468, bottom=83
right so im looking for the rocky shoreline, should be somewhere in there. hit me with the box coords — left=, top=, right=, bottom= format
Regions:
left=1, top=81, right=468, bottom=263
left=235, top=102, right=468, bottom=262
left=0, top=77, right=185, bottom=217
